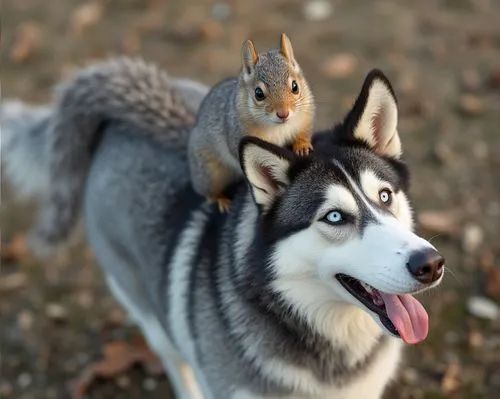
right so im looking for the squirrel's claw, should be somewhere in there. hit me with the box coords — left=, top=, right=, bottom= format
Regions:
left=208, top=196, right=232, bottom=213
left=293, top=138, right=313, bottom=156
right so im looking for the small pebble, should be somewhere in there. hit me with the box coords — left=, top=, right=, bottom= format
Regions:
left=462, top=224, right=484, bottom=254
left=17, top=310, right=34, bottom=331
left=17, top=373, right=32, bottom=389
left=402, top=367, right=419, bottom=384
left=303, top=0, right=333, bottom=21
left=211, top=2, right=231, bottom=21
left=116, top=375, right=131, bottom=389
left=45, top=303, right=67, bottom=321
left=142, top=377, right=157, bottom=391
left=467, top=296, right=500, bottom=320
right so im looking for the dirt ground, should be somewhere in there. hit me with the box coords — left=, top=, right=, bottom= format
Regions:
left=1, top=0, right=500, bottom=398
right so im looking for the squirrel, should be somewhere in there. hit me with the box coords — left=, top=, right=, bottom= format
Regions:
left=1, top=57, right=210, bottom=258
left=188, top=33, right=315, bottom=212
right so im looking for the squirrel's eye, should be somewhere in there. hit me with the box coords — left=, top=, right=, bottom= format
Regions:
left=291, top=80, right=299, bottom=94
left=379, top=189, right=393, bottom=206
left=254, top=87, right=265, bottom=101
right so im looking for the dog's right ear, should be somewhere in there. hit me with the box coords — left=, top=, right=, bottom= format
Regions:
left=239, top=137, right=295, bottom=211
left=241, top=40, right=259, bottom=78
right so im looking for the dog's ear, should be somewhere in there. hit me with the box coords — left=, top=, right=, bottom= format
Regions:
left=345, top=69, right=402, bottom=158
left=239, top=137, right=295, bottom=211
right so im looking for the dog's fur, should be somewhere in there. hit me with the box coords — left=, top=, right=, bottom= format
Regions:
left=2, top=61, right=443, bottom=398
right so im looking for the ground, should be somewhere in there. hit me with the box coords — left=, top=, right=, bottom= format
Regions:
left=1, top=0, right=500, bottom=398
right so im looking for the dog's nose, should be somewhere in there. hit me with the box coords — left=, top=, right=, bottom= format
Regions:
left=406, top=248, right=444, bottom=284
left=276, top=109, right=289, bottom=120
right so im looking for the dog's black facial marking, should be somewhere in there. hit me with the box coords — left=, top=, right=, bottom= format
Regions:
left=260, top=160, right=338, bottom=243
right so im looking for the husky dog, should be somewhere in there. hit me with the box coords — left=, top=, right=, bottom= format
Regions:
left=2, top=62, right=444, bottom=398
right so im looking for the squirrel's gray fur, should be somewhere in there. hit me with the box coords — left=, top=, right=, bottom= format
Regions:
left=1, top=57, right=209, bottom=257
left=187, top=35, right=315, bottom=207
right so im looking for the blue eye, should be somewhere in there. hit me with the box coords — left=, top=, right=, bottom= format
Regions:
left=379, top=189, right=393, bottom=206
left=325, top=210, right=344, bottom=225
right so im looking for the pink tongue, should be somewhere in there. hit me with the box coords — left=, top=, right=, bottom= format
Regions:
left=378, top=292, right=429, bottom=344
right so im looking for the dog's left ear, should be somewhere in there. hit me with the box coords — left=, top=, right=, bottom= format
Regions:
left=346, top=69, right=402, bottom=158
left=239, top=137, right=295, bottom=211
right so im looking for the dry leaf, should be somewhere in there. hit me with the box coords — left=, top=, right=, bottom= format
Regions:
left=0, top=272, right=27, bottom=292
left=10, top=22, right=42, bottom=63
left=468, top=331, right=484, bottom=348
left=69, top=3, right=103, bottom=35
left=441, top=363, right=461, bottom=393
left=1, top=234, right=30, bottom=262
left=458, top=94, right=484, bottom=117
left=418, top=209, right=463, bottom=237
left=486, top=267, right=500, bottom=300
left=72, top=335, right=164, bottom=399
left=321, top=53, right=357, bottom=79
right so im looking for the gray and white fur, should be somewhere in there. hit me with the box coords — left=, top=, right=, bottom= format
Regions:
left=1, top=57, right=209, bottom=258
left=3, top=62, right=444, bottom=398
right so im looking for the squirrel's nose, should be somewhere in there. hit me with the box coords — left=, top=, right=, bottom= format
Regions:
left=276, top=109, right=289, bottom=120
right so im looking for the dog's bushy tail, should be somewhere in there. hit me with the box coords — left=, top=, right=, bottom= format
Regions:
left=2, top=57, right=199, bottom=258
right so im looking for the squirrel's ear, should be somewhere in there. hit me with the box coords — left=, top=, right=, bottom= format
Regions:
left=241, top=40, right=259, bottom=76
left=280, top=33, right=296, bottom=65
left=345, top=69, right=402, bottom=158
left=239, top=137, right=295, bottom=211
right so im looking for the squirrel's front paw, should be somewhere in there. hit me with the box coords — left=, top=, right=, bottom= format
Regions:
left=293, top=137, right=313, bottom=156
left=208, top=196, right=232, bottom=213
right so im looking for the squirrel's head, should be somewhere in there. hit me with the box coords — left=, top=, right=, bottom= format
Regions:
left=238, top=33, right=314, bottom=127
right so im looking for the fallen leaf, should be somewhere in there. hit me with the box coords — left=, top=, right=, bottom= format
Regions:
left=72, top=335, right=164, bottom=399
left=69, top=2, right=103, bottom=36
left=0, top=272, right=27, bottom=292
left=418, top=209, right=463, bottom=237
left=441, top=363, right=461, bottom=393
left=10, top=22, right=42, bottom=63
left=488, top=66, right=500, bottom=89
left=458, top=94, right=484, bottom=117
left=486, top=267, right=500, bottom=300
left=468, top=331, right=484, bottom=348
left=1, top=234, right=30, bottom=262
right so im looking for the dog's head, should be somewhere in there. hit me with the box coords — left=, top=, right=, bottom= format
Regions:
left=239, top=69, right=444, bottom=345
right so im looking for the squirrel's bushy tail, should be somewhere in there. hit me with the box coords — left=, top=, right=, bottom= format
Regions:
left=2, top=101, right=52, bottom=199
left=2, top=57, right=203, bottom=258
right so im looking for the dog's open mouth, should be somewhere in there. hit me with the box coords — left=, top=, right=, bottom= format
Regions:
left=336, top=274, right=429, bottom=344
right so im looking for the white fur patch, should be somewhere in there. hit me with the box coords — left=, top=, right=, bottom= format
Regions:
left=168, top=207, right=210, bottom=363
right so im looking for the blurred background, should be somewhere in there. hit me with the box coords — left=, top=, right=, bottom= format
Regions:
left=1, top=0, right=500, bottom=398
